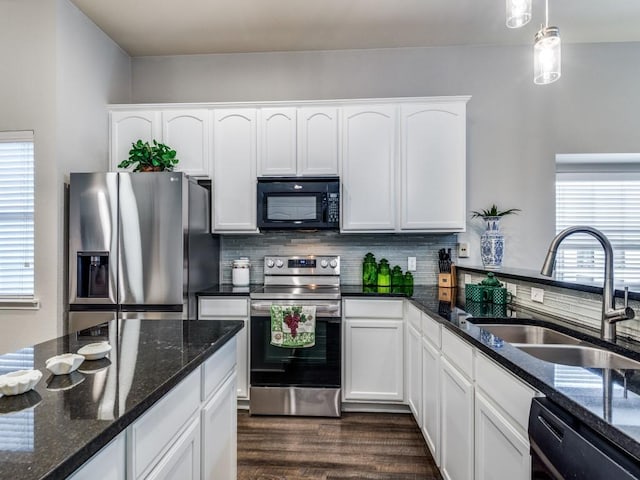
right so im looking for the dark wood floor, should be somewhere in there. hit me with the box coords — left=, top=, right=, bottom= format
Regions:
left=237, top=411, right=443, bottom=480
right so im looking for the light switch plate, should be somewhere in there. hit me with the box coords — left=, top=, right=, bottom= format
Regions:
left=408, top=257, right=417, bottom=271
left=506, top=283, right=517, bottom=296
left=531, top=287, right=544, bottom=303
left=464, top=274, right=472, bottom=284
left=457, top=242, right=470, bottom=258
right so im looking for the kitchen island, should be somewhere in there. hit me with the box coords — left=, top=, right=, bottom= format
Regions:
left=0, top=318, right=243, bottom=480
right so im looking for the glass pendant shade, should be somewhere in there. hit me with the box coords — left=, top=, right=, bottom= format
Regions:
left=534, top=26, right=561, bottom=85
left=506, top=0, right=532, bottom=28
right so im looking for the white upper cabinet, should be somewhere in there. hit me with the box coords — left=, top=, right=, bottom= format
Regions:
left=110, top=111, right=161, bottom=171
left=400, top=102, right=466, bottom=231
left=212, top=109, right=258, bottom=233
left=110, top=110, right=211, bottom=178
left=258, top=108, right=297, bottom=176
left=341, top=105, right=397, bottom=231
left=258, top=106, right=340, bottom=176
left=298, top=107, right=340, bottom=176
left=161, top=110, right=211, bottom=178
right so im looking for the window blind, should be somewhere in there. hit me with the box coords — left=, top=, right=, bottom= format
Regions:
left=0, top=131, right=34, bottom=298
left=555, top=154, right=640, bottom=289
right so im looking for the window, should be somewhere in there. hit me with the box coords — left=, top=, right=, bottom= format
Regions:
left=0, top=131, right=34, bottom=300
left=555, top=154, right=640, bottom=289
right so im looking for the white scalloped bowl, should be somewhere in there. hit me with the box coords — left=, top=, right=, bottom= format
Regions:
left=45, top=353, right=86, bottom=376
left=77, top=342, right=112, bottom=361
left=0, top=369, right=43, bottom=396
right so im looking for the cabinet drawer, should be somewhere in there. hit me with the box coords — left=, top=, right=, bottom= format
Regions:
left=202, top=337, right=237, bottom=402
left=441, top=328, right=474, bottom=379
left=344, top=299, right=404, bottom=318
left=199, top=297, right=248, bottom=317
left=129, top=368, right=201, bottom=479
left=422, top=313, right=441, bottom=348
left=475, top=353, right=537, bottom=433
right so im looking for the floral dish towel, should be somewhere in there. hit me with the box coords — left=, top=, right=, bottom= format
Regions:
left=270, top=305, right=316, bottom=348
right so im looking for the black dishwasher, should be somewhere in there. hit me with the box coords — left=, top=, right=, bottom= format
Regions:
left=529, top=397, right=640, bottom=479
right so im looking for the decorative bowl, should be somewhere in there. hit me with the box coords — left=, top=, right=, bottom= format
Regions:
left=0, top=369, right=43, bottom=396
left=77, top=342, right=112, bottom=361
left=45, top=353, right=86, bottom=375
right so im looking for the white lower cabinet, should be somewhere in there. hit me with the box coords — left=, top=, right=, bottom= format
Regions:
left=475, top=392, right=531, bottom=480
left=440, top=357, right=475, bottom=480
left=343, top=299, right=404, bottom=402
left=68, top=434, right=126, bottom=480
left=198, top=297, right=250, bottom=400
left=406, top=321, right=422, bottom=423
left=202, top=373, right=238, bottom=480
left=421, top=336, right=440, bottom=466
left=146, top=416, right=201, bottom=480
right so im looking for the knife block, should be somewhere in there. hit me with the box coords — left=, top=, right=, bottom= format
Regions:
left=438, top=265, right=456, bottom=288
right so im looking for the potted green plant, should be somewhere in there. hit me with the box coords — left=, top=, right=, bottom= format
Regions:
left=471, top=204, right=521, bottom=270
left=117, top=139, right=179, bottom=172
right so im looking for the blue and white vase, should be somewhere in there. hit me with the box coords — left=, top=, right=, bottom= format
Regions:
left=480, top=216, right=504, bottom=270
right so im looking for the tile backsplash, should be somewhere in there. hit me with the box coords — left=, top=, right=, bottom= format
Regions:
left=221, top=231, right=457, bottom=285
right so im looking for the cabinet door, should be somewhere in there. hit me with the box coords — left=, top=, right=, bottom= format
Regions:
left=145, top=416, right=201, bottom=480
left=422, top=337, right=440, bottom=466
left=475, top=393, right=530, bottom=480
left=298, top=107, right=339, bottom=175
left=212, top=109, right=258, bottom=232
left=344, top=319, right=404, bottom=401
left=258, top=107, right=297, bottom=176
left=399, top=102, right=466, bottom=231
left=110, top=110, right=161, bottom=171
left=162, top=110, right=211, bottom=178
left=406, top=322, right=422, bottom=424
left=201, top=373, right=237, bottom=480
left=341, top=105, right=396, bottom=231
left=69, top=434, right=125, bottom=480
left=440, top=357, right=474, bottom=480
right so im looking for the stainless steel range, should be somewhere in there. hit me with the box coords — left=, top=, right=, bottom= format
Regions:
left=249, top=255, right=341, bottom=417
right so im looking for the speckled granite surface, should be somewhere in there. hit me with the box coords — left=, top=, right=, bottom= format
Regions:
left=344, top=285, right=640, bottom=462
left=0, top=319, right=243, bottom=480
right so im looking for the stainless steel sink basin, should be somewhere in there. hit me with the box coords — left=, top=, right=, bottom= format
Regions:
left=474, top=324, right=583, bottom=345
left=515, top=344, right=640, bottom=370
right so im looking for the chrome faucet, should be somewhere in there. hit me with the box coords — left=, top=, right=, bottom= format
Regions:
left=540, top=226, right=635, bottom=342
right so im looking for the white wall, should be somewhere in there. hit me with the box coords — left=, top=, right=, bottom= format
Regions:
left=0, top=0, right=131, bottom=353
left=131, top=42, right=640, bottom=270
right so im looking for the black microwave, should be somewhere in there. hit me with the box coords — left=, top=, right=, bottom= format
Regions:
left=257, top=177, right=340, bottom=230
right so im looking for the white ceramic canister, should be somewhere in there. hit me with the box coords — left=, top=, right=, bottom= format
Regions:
left=232, top=257, right=251, bottom=286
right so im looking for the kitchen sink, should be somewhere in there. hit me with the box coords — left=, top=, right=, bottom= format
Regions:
left=515, top=344, right=640, bottom=370
left=473, top=324, right=584, bottom=345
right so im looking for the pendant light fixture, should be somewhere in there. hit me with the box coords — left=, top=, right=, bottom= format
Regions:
left=533, top=0, right=561, bottom=84
left=506, top=0, right=532, bottom=28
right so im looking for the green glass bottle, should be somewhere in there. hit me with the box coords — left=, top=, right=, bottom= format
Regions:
left=377, top=258, right=391, bottom=287
left=391, top=265, right=404, bottom=293
left=362, top=252, right=378, bottom=287
left=403, top=272, right=414, bottom=296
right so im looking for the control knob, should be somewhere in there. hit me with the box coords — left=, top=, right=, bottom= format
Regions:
left=329, top=259, right=338, bottom=268
left=275, top=259, right=284, bottom=268
left=320, top=259, right=329, bottom=268
left=266, top=259, right=275, bottom=268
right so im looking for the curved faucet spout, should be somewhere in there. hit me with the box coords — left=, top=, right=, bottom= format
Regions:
left=540, top=226, right=634, bottom=342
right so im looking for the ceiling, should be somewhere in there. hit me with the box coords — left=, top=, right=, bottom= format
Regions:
left=70, top=0, right=640, bottom=57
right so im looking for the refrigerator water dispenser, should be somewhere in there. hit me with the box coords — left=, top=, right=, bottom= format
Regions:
left=77, top=252, right=109, bottom=298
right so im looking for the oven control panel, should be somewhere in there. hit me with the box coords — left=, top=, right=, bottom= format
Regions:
left=264, top=255, right=340, bottom=275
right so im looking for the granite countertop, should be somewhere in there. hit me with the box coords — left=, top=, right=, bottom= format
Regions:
left=0, top=319, right=244, bottom=480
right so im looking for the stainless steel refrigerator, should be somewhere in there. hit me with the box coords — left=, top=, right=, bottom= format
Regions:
left=68, top=172, right=219, bottom=333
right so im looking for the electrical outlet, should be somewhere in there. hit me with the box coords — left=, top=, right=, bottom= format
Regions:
left=457, top=242, right=470, bottom=258
left=407, top=257, right=417, bottom=271
left=506, top=283, right=517, bottom=297
left=531, top=287, right=544, bottom=303
left=464, top=274, right=472, bottom=285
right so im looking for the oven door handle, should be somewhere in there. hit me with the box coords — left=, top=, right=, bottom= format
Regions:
left=251, top=303, right=340, bottom=314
